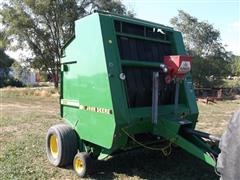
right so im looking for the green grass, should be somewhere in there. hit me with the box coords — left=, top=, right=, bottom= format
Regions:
left=196, top=99, right=240, bottom=136
left=0, top=134, right=49, bottom=179
left=1, top=91, right=239, bottom=179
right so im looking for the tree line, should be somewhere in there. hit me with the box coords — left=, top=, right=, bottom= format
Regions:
left=0, top=1, right=239, bottom=88
left=0, top=0, right=133, bottom=87
left=171, top=10, right=240, bottom=87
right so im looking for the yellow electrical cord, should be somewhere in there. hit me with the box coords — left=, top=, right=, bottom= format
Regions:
left=121, top=128, right=173, bottom=156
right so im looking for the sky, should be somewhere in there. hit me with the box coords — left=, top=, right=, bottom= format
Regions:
left=4, top=0, right=240, bottom=60
left=123, top=0, right=240, bottom=55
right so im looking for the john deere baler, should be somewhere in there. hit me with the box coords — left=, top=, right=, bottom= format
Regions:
left=46, top=11, right=220, bottom=177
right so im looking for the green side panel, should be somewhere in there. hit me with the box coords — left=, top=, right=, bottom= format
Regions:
left=98, top=15, right=130, bottom=125
left=96, top=15, right=135, bottom=150
left=182, top=74, right=199, bottom=127
left=172, top=31, right=186, bottom=54
left=61, top=14, right=115, bottom=149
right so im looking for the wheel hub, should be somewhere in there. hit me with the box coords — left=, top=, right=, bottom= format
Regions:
left=75, top=158, right=84, bottom=173
left=50, top=134, right=58, bottom=158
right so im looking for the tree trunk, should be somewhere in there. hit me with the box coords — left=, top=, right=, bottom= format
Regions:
left=53, top=73, right=59, bottom=88
left=52, top=69, right=59, bottom=89
left=54, top=78, right=58, bottom=88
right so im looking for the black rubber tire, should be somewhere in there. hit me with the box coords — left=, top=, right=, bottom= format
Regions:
left=217, top=111, right=240, bottom=180
left=73, top=152, right=93, bottom=178
left=46, top=124, right=78, bottom=167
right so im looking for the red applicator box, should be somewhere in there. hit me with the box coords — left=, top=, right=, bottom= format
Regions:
left=164, top=55, right=192, bottom=79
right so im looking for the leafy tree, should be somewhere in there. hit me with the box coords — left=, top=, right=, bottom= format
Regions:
left=0, top=32, right=21, bottom=87
left=231, top=56, right=240, bottom=76
left=170, top=10, right=231, bottom=87
left=0, top=32, right=14, bottom=68
left=0, top=49, right=14, bottom=68
left=0, top=0, right=133, bottom=88
left=91, top=0, right=134, bottom=16
left=0, top=31, right=14, bottom=87
left=191, top=56, right=229, bottom=87
left=10, top=61, right=26, bottom=81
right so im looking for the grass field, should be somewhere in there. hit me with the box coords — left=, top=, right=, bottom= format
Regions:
left=0, top=89, right=240, bottom=180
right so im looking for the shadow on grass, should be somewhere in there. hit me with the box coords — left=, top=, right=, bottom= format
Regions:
left=88, top=148, right=218, bottom=180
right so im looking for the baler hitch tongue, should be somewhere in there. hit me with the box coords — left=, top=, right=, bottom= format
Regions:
left=183, top=128, right=220, bottom=142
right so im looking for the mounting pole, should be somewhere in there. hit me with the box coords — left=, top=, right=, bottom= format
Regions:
left=152, top=72, right=159, bottom=124
left=174, top=79, right=180, bottom=114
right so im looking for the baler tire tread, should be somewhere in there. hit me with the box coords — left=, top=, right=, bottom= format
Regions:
left=217, top=111, right=240, bottom=180
left=46, top=124, right=78, bottom=167
left=57, top=124, right=78, bottom=166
